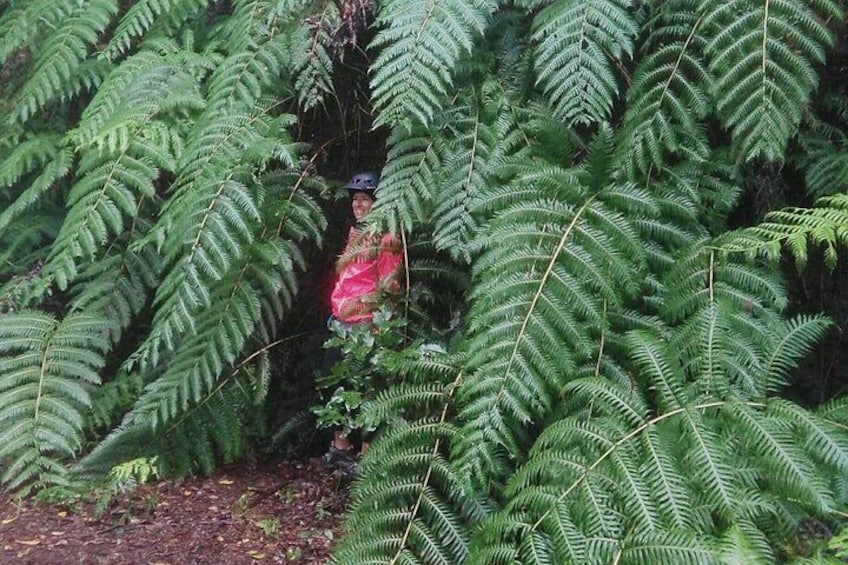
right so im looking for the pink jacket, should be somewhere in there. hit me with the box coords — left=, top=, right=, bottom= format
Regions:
left=330, top=227, right=403, bottom=323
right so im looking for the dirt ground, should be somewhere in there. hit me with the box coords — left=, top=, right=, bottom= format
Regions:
left=0, top=458, right=349, bottom=564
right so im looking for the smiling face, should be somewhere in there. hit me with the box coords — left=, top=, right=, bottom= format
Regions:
left=351, top=191, right=375, bottom=222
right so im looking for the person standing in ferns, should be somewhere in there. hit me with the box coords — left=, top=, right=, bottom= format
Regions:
left=315, top=171, right=403, bottom=469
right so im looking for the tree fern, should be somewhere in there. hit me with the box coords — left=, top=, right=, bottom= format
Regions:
left=0, top=136, right=73, bottom=237
left=66, top=48, right=206, bottom=152
left=523, top=0, right=638, bottom=127
left=10, top=0, right=118, bottom=125
left=793, top=92, right=848, bottom=199
left=69, top=233, right=161, bottom=345
left=374, top=123, right=446, bottom=234
left=703, top=0, right=841, bottom=161
left=431, top=93, right=498, bottom=262
left=455, top=128, right=654, bottom=497
left=283, top=1, right=338, bottom=111
left=45, top=141, right=164, bottom=290
left=132, top=261, right=274, bottom=428
left=0, top=0, right=77, bottom=67
left=133, top=103, right=297, bottom=368
left=76, top=369, right=266, bottom=479
left=332, top=353, right=479, bottom=565
left=0, top=213, right=62, bottom=285
left=118, top=178, right=324, bottom=444
left=0, top=311, right=111, bottom=493
left=2, top=3, right=848, bottom=563
left=618, top=0, right=711, bottom=176
left=471, top=319, right=848, bottom=563
left=724, top=193, right=848, bottom=271
left=103, top=0, right=214, bottom=60
left=370, top=0, right=498, bottom=129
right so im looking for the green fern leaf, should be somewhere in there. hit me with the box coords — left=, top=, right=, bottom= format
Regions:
left=771, top=399, right=848, bottom=473
left=0, top=0, right=75, bottom=67
left=456, top=150, right=653, bottom=494
left=87, top=371, right=145, bottom=433
left=132, top=275, right=263, bottom=428
left=728, top=400, right=833, bottom=512
left=484, top=314, right=844, bottom=564
left=704, top=0, right=841, bottom=161
left=11, top=0, right=119, bottom=124
left=619, top=0, right=711, bottom=175
left=370, top=0, right=498, bottom=129
left=206, top=39, right=289, bottom=110
left=374, top=124, right=444, bottom=234
left=726, top=193, right=848, bottom=272
left=67, top=49, right=206, bottom=152
left=129, top=174, right=323, bottom=425
left=286, top=6, right=338, bottom=111
left=75, top=371, right=261, bottom=479
left=800, top=139, right=848, bottom=199
left=0, top=210, right=61, bottom=283
left=334, top=412, right=474, bottom=564
left=761, top=315, right=830, bottom=392
left=0, top=311, right=111, bottom=493
left=528, top=0, right=638, bottom=126
left=70, top=238, right=161, bottom=344
left=432, top=97, right=498, bottom=262
left=133, top=103, right=298, bottom=368
left=0, top=134, right=66, bottom=192
left=103, top=0, right=213, bottom=59
left=0, top=139, right=73, bottom=238
left=619, top=532, right=714, bottom=565
left=45, top=141, right=162, bottom=290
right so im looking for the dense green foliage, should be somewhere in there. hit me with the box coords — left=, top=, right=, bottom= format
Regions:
left=2, top=0, right=848, bottom=562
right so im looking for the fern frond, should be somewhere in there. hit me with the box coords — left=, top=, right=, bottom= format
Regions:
left=129, top=171, right=324, bottom=424
left=334, top=412, right=475, bottom=564
left=0, top=0, right=75, bottom=67
left=662, top=242, right=787, bottom=324
left=619, top=0, right=711, bottom=175
left=133, top=103, right=301, bottom=368
left=69, top=237, right=161, bottom=344
left=619, top=532, right=714, bottom=565
left=11, top=0, right=119, bottom=124
left=205, top=37, right=289, bottom=110
left=374, top=123, right=444, bottom=234
left=0, top=311, right=111, bottom=493
left=761, top=315, right=830, bottom=392
left=131, top=273, right=263, bottom=428
left=0, top=140, right=73, bottom=237
left=45, top=140, right=163, bottom=290
left=771, top=399, right=848, bottom=473
left=66, top=48, right=206, bottom=152
left=704, top=0, right=841, bottom=161
left=432, top=96, right=498, bottom=262
left=456, top=130, right=654, bottom=496
left=727, top=400, right=833, bottom=513
left=528, top=0, right=638, bottom=126
left=75, top=370, right=262, bottom=479
left=484, top=353, right=845, bottom=564
left=715, top=524, right=774, bottom=565
left=724, top=193, right=848, bottom=272
left=370, top=0, right=498, bottom=128
left=798, top=138, right=848, bottom=199
left=87, top=371, right=146, bottom=432
left=656, top=240, right=829, bottom=402
left=103, top=0, right=213, bottom=60
left=286, top=3, right=338, bottom=111
left=0, top=134, right=65, bottom=192
left=793, top=93, right=848, bottom=198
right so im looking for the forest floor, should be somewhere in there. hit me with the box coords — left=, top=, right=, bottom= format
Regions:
left=0, top=457, right=350, bottom=564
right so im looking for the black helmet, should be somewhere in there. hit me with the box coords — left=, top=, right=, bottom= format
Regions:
left=344, top=171, right=380, bottom=198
